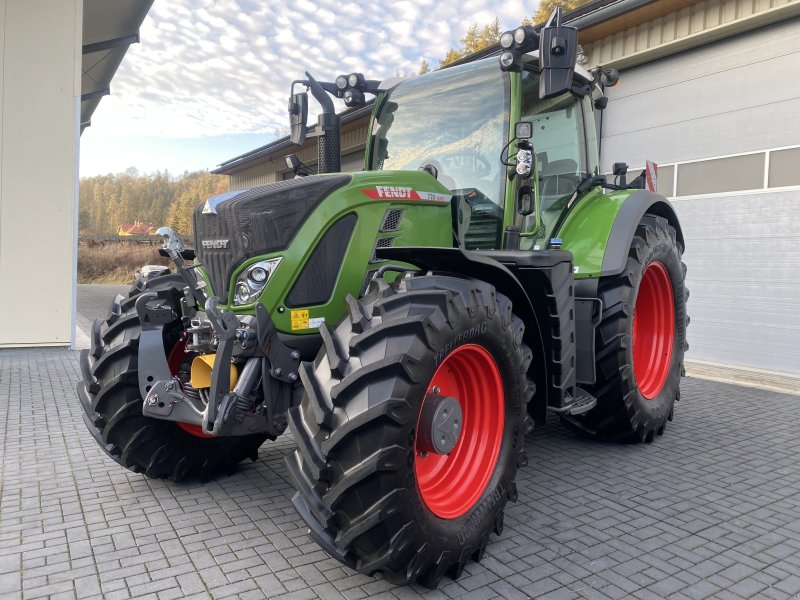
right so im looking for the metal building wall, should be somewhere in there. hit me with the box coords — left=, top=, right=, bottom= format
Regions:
left=600, top=18, right=800, bottom=384
left=584, top=0, right=800, bottom=69
left=229, top=123, right=369, bottom=190
left=0, top=0, right=83, bottom=347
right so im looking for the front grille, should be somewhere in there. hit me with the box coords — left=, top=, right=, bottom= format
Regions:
left=193, top=174, right=351, bottom=298
left=370, top=237, right=396, bottom=263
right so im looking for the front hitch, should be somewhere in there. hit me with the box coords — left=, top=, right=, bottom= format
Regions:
left=137, top=290, right=301, bottom=437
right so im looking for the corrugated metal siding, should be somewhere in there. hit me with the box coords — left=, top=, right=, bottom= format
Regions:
left=597, top=18, right=800, bottom=377
left=230, top=123, right=369, bottom=190
left=584, top=0, right=798, bottom=67
left=599, top=17, right=800, bottom=171
left=673, top=189, right=800, bottom=375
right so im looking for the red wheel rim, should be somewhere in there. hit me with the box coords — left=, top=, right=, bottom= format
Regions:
left=166, top=340, right=213, bottom=438
left=414, top=344, right=504, bottom=519
left=632, top=261, right=675, bottom=399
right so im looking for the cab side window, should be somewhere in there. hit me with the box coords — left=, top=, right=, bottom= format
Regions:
left=520, top=69, right=589, bottom=211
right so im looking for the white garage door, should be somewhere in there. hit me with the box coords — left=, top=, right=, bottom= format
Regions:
left=600, top=18, right=800, bottom=383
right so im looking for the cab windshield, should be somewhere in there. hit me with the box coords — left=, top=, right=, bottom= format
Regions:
left=370, top=60, right=508, bottom=248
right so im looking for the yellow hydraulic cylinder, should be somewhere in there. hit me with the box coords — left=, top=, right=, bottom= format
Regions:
left=190, top=354, right=238, bottom=390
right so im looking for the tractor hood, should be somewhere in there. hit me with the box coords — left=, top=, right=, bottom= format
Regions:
left=193, top=174, right=351, bottom=298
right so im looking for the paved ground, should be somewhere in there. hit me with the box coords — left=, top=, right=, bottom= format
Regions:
left=74, top=285, right=128, bottom=343
left=0, top=287, right=798, bottom=599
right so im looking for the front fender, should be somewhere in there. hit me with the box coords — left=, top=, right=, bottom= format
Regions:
left=378, top=246, right=557, bottom=423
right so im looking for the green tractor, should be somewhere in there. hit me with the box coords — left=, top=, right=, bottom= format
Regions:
left=77, top=8, right=687, bottom=587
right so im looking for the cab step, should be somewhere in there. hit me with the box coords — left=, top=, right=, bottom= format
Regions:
left=549, top=387, right=597, bottom=416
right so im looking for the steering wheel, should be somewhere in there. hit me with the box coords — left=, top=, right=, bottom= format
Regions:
left=440, top=152, right=493, bottom=179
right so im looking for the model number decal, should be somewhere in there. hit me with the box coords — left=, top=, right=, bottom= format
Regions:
left=362, top=187, right=450, bottom=202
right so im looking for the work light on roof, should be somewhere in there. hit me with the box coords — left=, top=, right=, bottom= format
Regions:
left=335, top=75, right=348, bottom=90
left=343, top=88, right=365, bottom=108
left=499, top=50, right=523, bottom=73
left=498, top=25, right=539, bottom=72
left=348, top=72, right=365, bottom=90
left=513, top=26, right=538, bottom=52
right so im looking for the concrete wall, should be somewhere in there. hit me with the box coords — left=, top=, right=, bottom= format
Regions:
left=0, top=0, right=83, bottom=347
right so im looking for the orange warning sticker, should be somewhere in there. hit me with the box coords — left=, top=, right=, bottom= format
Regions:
left=290, top=309, right=309, bottom=330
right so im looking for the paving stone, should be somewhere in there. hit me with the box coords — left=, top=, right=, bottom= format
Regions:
left=4, top=344, right=800, bottom=600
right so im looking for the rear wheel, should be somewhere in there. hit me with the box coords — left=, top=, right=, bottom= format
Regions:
left=286, top=275, right=533, bottom=587
left=563, top=215, right=688, bottom=442
left=76, top=273, right=271, bottom=481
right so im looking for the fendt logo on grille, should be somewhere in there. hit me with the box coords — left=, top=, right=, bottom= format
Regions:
left=201, top=239, right=230, bottom=249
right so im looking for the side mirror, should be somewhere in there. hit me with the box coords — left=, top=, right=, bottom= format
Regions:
left=539, top=7, right=578, bottom=99
left=288, top=92, right=308, bottom=145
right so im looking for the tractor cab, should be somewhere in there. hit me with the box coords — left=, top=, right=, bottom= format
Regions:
left=366, top=54, right=606, bottom=251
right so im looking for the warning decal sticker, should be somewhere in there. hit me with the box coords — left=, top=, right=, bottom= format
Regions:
left=290, top=311, right=325, bottom=331
left=290, top=310, right=309, bottom=331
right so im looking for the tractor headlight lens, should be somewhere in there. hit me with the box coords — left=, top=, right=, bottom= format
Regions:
left=335, top=75, right=348, bottom=90
left=499, top=31, right=514, bottom=49
left=232, top=258, right=282, bottom=305
left=249, top=266, right=268, bottom=283
left=513, top=27, right=527, bottom=45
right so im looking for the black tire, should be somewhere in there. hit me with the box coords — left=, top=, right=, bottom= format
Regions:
left=286, top=275, right=533, bottom=588
left=563, top=215, right=688, bottom=442
left=76, top=272, right=271, bottom=481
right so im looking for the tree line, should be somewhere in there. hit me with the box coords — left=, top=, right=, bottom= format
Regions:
left=79, top=168, right=228, bottom=237
left=421, top=0, right=590, bottom=73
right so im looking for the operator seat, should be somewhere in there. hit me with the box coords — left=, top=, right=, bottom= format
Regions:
left=540, top=158, right=580, bottom=198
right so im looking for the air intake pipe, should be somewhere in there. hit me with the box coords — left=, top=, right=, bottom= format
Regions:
left=305, top=71, right=341, bottom=173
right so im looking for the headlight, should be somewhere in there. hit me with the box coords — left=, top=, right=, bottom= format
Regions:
left=499, top=31, right=514, bottom=49
left=233, top=258, right=282, bottom=305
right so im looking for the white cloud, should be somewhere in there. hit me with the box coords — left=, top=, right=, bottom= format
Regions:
left=88, top=0, right=539, bottom=140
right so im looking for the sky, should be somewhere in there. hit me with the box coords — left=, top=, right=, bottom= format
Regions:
left=79, top=0, right=536, bottom=177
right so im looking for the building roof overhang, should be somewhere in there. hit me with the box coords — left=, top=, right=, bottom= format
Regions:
left=81, top=0, right=154, bottom=133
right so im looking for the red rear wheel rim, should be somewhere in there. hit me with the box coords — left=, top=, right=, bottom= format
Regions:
left=166, top=340, right=213, bottom=438
left=414, top=343, right=504, bottom=519
left=633, top=261, right=675, bottom=399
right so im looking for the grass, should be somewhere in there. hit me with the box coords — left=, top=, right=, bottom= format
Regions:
left=78, top=242, right=172, bottom=284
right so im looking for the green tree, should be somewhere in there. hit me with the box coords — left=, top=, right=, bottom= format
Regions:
left=527, top=0, right=592, bottom=26
left=438, top=17, right=501, bottom=69
left=432, top=4, right=594, bottom=71
left=78, top=170, right=227, bottom=237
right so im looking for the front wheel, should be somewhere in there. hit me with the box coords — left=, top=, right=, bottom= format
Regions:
left=286, top=275, right=533, bottom=587
left=563, top=215, right=688, bottom=442
left=76, top=273, right=272, bottom=481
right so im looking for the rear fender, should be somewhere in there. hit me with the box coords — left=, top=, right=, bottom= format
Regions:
left=600, top=190, right=684, bottom=277
left=558, top=189, right=684, bottom=278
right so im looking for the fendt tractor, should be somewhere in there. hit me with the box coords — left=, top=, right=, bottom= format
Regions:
left=77, top=9, right=688, bottom=588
